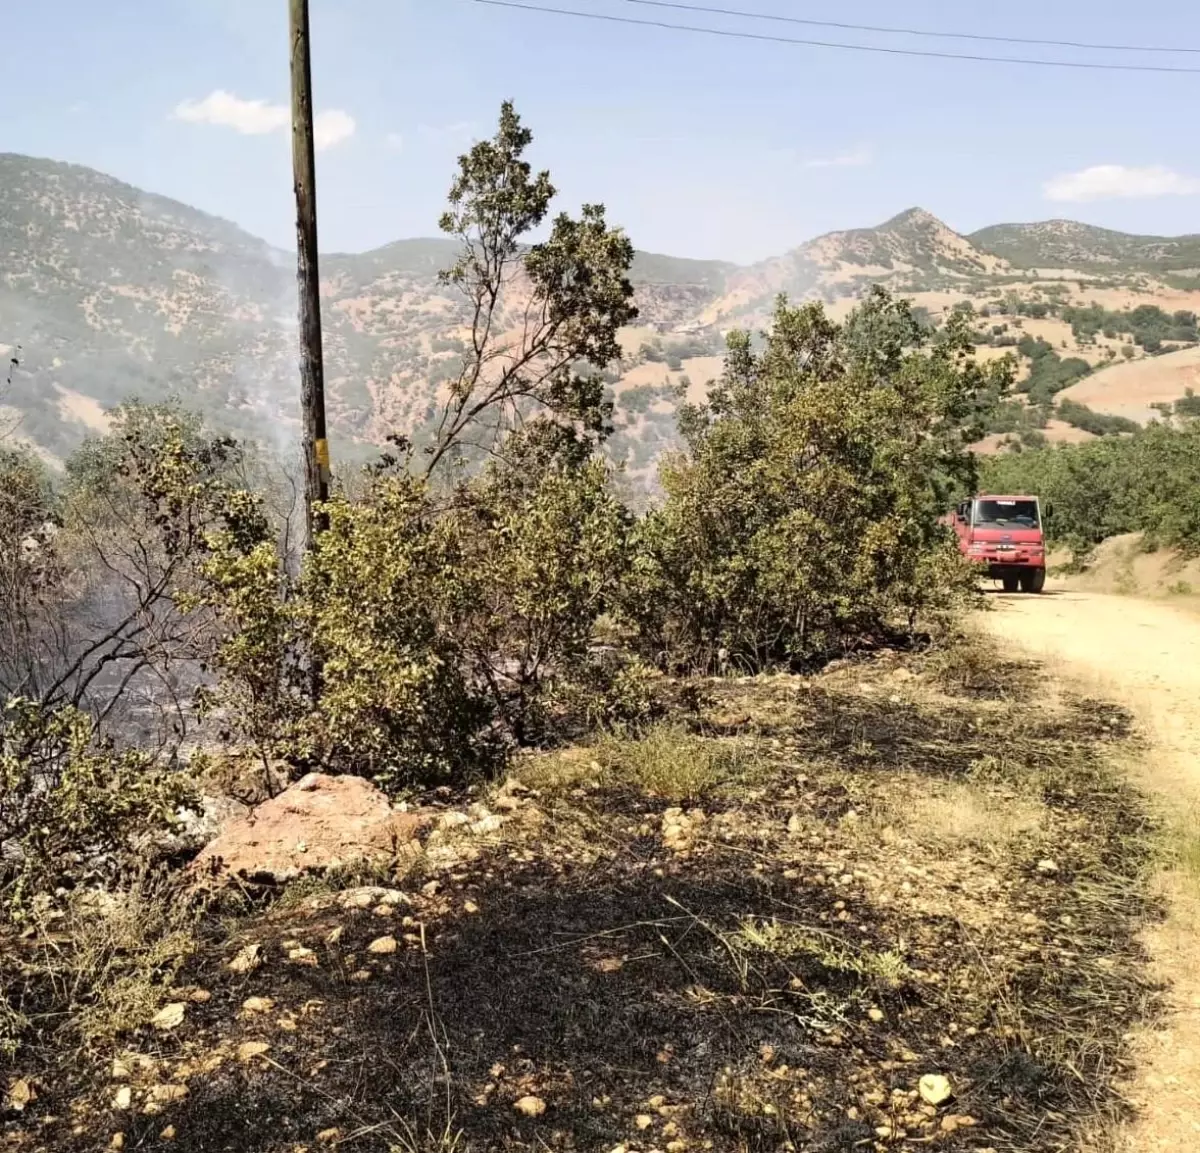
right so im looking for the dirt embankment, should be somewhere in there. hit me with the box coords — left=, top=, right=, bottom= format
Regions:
left=1058, top=533, right=1200, bottom=606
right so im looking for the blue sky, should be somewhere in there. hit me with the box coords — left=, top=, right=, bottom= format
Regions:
left=3, top=0, right=1200, bottom=263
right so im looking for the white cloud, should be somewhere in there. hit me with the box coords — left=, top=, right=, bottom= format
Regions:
left=313, top=109, right=356, bottom=152
left=804, top=147, right=871, bottom=170
left=1044, top=164, right=1200, bottom=203
left=173, top=89, right=355, bottom=151
left=174, top=90, right=289, bottom=136
left=385, top=132, right=405, bottom=152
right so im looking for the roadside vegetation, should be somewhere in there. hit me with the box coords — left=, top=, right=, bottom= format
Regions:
left=982, top=418, right=1200, bottom=555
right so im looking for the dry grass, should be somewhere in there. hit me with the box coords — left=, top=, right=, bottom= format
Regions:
left=893, top=780, right=1043, bottom=851
left=522, top=721, right=761, bottom=802
left=2, top=638, right=1165, bottom=1153
left=1, top=875, right=199, bottom=1057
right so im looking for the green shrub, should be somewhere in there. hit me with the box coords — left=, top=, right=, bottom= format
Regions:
left=628, top=290, right=996, bottom=672
left=0, top=700, right=193, bottom=909
left=1055, top=399, right=1139, bottom=437
left=981, top=420, right=1200, bottom=554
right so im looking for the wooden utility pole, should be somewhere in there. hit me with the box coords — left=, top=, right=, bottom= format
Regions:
left=289, top=0, right=330, bottom=549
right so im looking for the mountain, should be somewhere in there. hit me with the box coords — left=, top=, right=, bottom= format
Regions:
left=698, top=208, right=1011, bottom=327
left=0, top=154, right=735, bottom=464
left=3, top=153, right=1199, bottom=470
left=970, top=220, right=1200, bottom=273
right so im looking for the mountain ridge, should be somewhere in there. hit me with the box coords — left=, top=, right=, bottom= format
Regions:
left=2, top=152, right=1199, bottom=468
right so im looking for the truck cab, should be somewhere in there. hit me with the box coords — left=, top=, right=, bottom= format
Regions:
left=951, top=494, right=1047, bottom=593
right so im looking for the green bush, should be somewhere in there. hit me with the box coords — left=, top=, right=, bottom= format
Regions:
left=627, top=290, right=998, bottom=672
left=1016, top=336, right=1091, bottom=406
left=1055, top=399, right=1139, bottom=437
left=0, top=700, right=193, bottom=909
left=1062, top=303, right=1197, bottom=350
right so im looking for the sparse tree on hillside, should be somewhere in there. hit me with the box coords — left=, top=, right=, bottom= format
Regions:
left=420, top=103, right=637, bottom=477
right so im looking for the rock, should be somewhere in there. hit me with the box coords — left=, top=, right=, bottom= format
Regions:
left=1037, top=859, right=1059, bottom=874
left=190, top=773, right=430, bottom=887
left=7, top=1079, right=35, bottom=1112
left=188, top=989, right=211, bottom=1004
left=148, top=1085, right=188, bottom=1105
left=109, top=1135, right=125, bottom=1150
left=113, top=1087, right=133, bottom=1111
left=367, top=935, right=398, bottom=955
left=463, top=900, right=480, bottom=914
left=150, top=1003, right=187, bottom=1031
left=227, top=943, right=263, bottom=974
left=159, top=1126, right=177, bottom=1141
left=635, top=1114, right=654, bottom=1130
left=918, top=1074, right=953, bottom=1107
left=514, top=1095, right=547, bottom=1117
left=242, top=997, right=275, bottom=1015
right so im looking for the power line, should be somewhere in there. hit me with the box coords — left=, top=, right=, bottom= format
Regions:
left=468, top=0, right=1200, bottom=73
left=623, top=0, right=1200, bottom=56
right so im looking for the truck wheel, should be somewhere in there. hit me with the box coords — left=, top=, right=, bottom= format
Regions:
left=1020, top=569, right=1046, bottom=594
left=1002, top=576, right=1019, bottom=593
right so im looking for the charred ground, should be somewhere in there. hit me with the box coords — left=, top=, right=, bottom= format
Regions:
left=2, top=641, right=1161, bottom=1153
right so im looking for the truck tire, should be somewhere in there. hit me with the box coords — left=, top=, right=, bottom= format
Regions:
left=1002, top=575, right=1019, bottom=593
left=1019, top=569, right=1046, bottom=594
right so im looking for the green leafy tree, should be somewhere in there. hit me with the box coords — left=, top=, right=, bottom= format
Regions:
left=982, top=420, right=1200, bottom=554
left=422, top=102, right=637, bottom=476
left=446, top=421, right=648, bottom=744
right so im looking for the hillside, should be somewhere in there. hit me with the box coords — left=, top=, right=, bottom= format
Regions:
left=3, top=152, right=1200, bottom=469
left=971, top=220, right=1200, bottom=273
left=0, top=155, right=729, bottom=466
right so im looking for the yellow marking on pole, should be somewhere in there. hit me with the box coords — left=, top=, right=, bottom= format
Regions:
left=315, top=438, right=330, bottom=468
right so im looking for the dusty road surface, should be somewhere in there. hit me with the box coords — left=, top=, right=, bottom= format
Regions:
left=978, top=590, right=1200, bottom=1151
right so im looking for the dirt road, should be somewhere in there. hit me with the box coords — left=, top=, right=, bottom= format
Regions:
left=978, top=590, right=1200, bottom=1151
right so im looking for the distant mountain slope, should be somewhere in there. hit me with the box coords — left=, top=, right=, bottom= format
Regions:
left=699, top=208, right=1010, bottom=326
left=4, top=152, right=1200, bottom=469
left=970, top=220, right=1200, bottom=272
left=0, top=155, right=731, bottom=461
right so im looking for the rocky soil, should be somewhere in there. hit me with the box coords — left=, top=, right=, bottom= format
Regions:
left=1, top=644, right=1162, bottom=1153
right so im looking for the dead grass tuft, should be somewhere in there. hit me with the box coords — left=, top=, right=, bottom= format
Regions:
left=925, top=630, right=1038, bottom=700
left=1, top=874, right=199, bottom=1056
left=524, top=722, right=760, bottom=801
left=896, top=780, right=1043, bottom=851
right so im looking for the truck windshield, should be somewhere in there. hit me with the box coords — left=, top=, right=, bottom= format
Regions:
left=974, top=499, right=1039, bottom=528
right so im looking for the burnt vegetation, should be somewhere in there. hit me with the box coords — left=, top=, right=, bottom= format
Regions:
left=3, top=647, right=1160, bottom=1153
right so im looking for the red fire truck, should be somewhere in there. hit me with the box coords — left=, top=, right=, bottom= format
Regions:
left=947, top=494, right=1047, bottom=593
